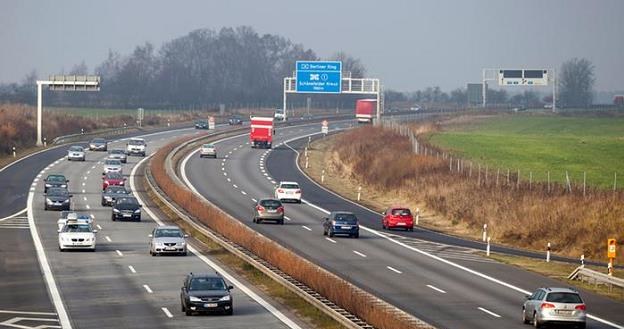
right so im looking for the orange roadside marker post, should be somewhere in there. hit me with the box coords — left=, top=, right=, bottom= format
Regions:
left=607, top=238, right=616, bottom=276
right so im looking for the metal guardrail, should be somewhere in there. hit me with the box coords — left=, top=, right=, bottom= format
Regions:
left=568, top=266, right=624, bottom=293
left=51, top=126, right=135, bottom=145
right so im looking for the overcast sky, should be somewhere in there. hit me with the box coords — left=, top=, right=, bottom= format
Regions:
left=1, top=0, right=622, bottom=91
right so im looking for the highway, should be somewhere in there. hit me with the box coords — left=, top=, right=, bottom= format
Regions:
left=181, top=121, right=624, bottom=329
left=0, top=125, right=302, bottom=329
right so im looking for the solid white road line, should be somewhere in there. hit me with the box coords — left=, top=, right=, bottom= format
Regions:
left=132, top=155, right=302, bottom=329
left=325, top=238, right=336, bottom=243
left=105, top=236, right=112, bottom=242
left=161, top=307, right=173, bottom=318
left=27, top=171, right=72, bottom=329
left=478, top=307, right=501, bottom=318
left=0, top=310, right=58, bottom=315
left=115, top=250, right=123, bottom=257
left=353, top=250, right=367, bottom=258
left=301, top=226, right=312, bottom=231
left=143, top=284, right=153, bottom=294
left=426, top=284, right=447, bottom=294
left=387, top=266, right=402, bottom=274
left=128, top=265, right=137, bottom=274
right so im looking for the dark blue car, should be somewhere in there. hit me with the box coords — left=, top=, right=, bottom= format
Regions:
left=323, top=211, right=359, bottom=238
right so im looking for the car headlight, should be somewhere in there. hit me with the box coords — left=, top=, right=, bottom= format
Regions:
left=218, top=295, right=231, bottom=301
left=189, top=296, right=202, bottom=302
left=104, top=196, right=112, bottom=200
left=61, top=184, right=67, bottom=188
left=180, top=241, right=186, bottom=246
left=46, top=198, right=52, bottom=204
left=63, top=199, right=70, bottom=203
left=45, top=184, right=51, bottom=187
left=113, top=208, right=120, bottom=213
left=134, top=209, right=141, bottom=213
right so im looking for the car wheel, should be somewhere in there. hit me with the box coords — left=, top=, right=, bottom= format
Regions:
left=44, top=205, right=48, bottom=211
left=59, top=247, right=64, bottom=252
left=182, top=251, right=188, bottom=256
left=67, top=158, right=71, bottom=161
left=181, top=302, right=185, bottom=313
left=577, top=323, right=586, bottom=329
left=409, top=227, right=414, bottom=232
left=382, top=222, right=386, bottom=230
left=257, top=218, right=262, bottom=224
left=279, top=219, right=284, bottom=225
left=329, top=230, right=334, bottom=237
left=522, top=308, right=530, bottom=324
left=225, top=308, right=233, bottom=316
left=354, top=233, right=359, bottom=238
left=252, top=217, right=256, bottom=223
left=323, top=228, right=327, bottom=236
left=533, top=312, right=541, bottom=328
left=111, top=215, right=116, bottom=221
left=185, top=309, right=192, bottom=316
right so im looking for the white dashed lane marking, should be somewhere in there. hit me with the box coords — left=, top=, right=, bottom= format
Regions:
left=115, top=250, right=123, bottom=257
left=161, top=307, right=173, bottom=318
left=478, top=307, right=501, bottom=318
left=353, top=250, right=367, bottom=258
left=302, top=226, right=312, bottom=231
left=427, top=284, right=447, bottom=294
left=128, top=265, right=137, bottom=274
left=143, top=284, right=153, bottom=294
left=387, top=266, right=402, bottom=274
left=105, top=236, right=112, bottom=242
left=325, top=238, right=337, bottom=244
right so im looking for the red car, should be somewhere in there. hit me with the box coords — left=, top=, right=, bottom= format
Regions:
left=102, top=172, right=126, bottom=191
left=382, top=207, right=414, bottom=231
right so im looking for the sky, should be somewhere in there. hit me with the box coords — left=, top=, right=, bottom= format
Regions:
left=1, top=0, right=623, bottom=92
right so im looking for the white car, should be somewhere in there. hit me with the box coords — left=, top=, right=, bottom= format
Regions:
left=274, top=181, right=302, bottom=203
left=199, top=143, right=217, bottom=158
left=274, top=109, right=285, bottom=121
left=58, top=220, right=97, bottom=251
left=67, top=145, right=86, bottom=161
left=103, top=159, right=123, bottom=175
left=126, top=138, right=146, bottom=156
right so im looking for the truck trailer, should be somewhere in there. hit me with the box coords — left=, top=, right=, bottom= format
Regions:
left=250, top=116, right=274, bottom=148
left=355, top=99, right=376, bottom=123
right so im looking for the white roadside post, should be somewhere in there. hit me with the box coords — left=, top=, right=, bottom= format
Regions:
left=305, top=156, right=309, bottom=169
left=415, top=208, right=420, bottom=226
left=43, top=137, right=47, bottom=147
left=357, top=186, right=362, bottom=201
left=546, top=242, right=551, bottom=263
left=12, top=146, right=16, bottom=158
left=482, top=224, right=488, bottom=242
left=486, top=237, right=491, bottom=256
left=321, top=169, right=325, bottom=183
left=580, top=254, right=585, bottom=268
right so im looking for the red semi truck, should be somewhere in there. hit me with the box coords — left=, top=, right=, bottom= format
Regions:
left=355, top=99, right=376, bottom=123
left=250, top=116, right=274, bottom=148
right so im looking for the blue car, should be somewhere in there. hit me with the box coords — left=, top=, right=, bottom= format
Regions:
left=323, top=211, right=359, bottom=238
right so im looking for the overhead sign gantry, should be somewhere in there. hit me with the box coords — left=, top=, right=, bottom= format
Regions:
left=481, top=68, right=555, bottom=111
left=36, top=75, right=100, bottom=146
left=284, top=61, right=382, bottom=121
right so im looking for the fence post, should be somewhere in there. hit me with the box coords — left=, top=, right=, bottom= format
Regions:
left=416, top=208, right=420, bottom=225
left=469, top=162, right=473, bottom=177
left=485, top=166, right=488, bottom=185
left=496, top=168, right=500, bottom=187
left=357, top=186, right=362, bottom=201
left=449, top=157, right=453, bottom=172
left=547, top=171, right=551, bottom=193
left=529, top=172, right=532, bottom=190
left=305, top=156, right=309, bottom=169
left=517, top=169, right=520, bottom=189
left=580, top=254, right=585, bottom=268
left=478, top=164, right=481, bottom=185
left=321, top=169, right=325, bottom=183
left=482, top=224, right=488, bottom=242
left=12, top=146, right=16, bottom=158
left=486, top=237, right=491, bottom=256
left=507, top=169, right=510, bottom=186
left=566, top=171, right=572, bottom=193
left=43, top=137, right=47, bottom=147
left=546, top=242, right=551, bottom=263
left=583, top=172, right=586, bottom=197
left=614, top=172, right=618, bottom=192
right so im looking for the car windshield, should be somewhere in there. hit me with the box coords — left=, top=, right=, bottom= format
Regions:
left=111, top=149, right=124, bottom=154
left=154, top=228, right=183, bottom=238
left=260, top=200, right=281, bottom=207
left=281, top=183, right=299, bottom=189
left=334, top=213, right=358, bottom=224
left=48, top=188, right=69, bottom=196
left=202, top=144, right=214, bottom=148
left=69, top=146, right=83, bottom=152
left=92, top=138, right=106, bottom=143
left=546, top=292, right=583, bottom=303
left=62, top=224, right=91, bottom=233
left=392, top=209, right=411, bottom=216
left=129, top=140, right=145, bottom=146
left=189, top=277, right=226, bottom=291
left=47, top=175, right=66, bottom=182
left=105, top=160, right=121, bottom=165
left=106, top=187, right=127, bottom=194
left=117, top=197, right=138, bottom=205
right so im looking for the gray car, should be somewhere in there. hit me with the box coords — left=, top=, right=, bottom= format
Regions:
left=44, top=187, right=72, bottom=211
left=108, top=149, right=127, bottom=163
left=252, top=198, right=284, bottom=224
left=149, top=225, right=188, bottom=256
left=101, top=186, right=130, bottom=206
left=89, top=138, right=108, bottom=151
left=522, top=287, right=586, bottom=328
left=67, top=145, right=86, bottom=161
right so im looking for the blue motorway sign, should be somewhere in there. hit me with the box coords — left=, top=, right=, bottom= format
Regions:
left=296, top=61, right=342, bottom=93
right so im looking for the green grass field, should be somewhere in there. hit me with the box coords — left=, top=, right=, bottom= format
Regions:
left=428, top=114, right=624, bottom=188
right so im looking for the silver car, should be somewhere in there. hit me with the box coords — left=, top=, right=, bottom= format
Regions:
left=102, top=159, right=123, bottom=175
left=199, top=143, right=217, bottom=158
left=522, top=287, right=586, bottom=328
left=148, top=225, right=188, bottom=256
left=108, top=149, right=127, bottom=163
left=67, top=145, right=86, bottom=161
left=252, top=198, right=284, bottom=224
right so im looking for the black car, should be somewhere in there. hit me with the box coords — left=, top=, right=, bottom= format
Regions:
left=101, top=186, right=130, bottom=206
left=44, top=174, right=69, bottom=193
left=195, top=120, right=209, bottom=129
left=323, top=211, right=360, bottom=238
left=89, top=138, right=108, bottom=151
left=228, top=116, right=243, bottom=125
left=44, top=187, right=72, bottom=211
left=180, top=272, right=233, bottom=316
left=111, top=196, right=142, bottom=221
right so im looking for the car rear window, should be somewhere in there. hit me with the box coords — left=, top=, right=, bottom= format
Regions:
left=190, top=277, right=226, bottom=291
left=281, top=183, right=299, bottom=189
left=392, top=208, right=411, bottom=216
left=260, top=200, right=281, bottom=208
left=545, top=292, right=582, bottom=303
left=334, top=213, right=358, bottom=224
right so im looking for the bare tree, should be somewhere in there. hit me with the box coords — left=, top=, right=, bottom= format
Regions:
left=328, top=51, right=367, bottom=78
left=559, top=58, right=595, bottom=108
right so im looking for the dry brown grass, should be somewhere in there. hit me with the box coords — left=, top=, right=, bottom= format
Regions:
left=323, top=126, right=624, bottom=264
left=150, top=134, right=432, bottom=329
